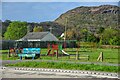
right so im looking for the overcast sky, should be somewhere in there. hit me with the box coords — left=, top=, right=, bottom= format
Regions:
left=2, top=2, right=118, bottom=23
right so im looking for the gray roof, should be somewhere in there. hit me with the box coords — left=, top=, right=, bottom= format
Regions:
left=23, top=32, right=49, bottom=40
left=18, top=32, right=58, bottom=41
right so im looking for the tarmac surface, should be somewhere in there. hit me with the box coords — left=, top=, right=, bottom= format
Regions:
left=0, top=67, right=118, bottom=78
left=0, top=60, right=119, bottom=79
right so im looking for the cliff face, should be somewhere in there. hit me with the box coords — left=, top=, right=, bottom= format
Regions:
left=55, top=5, right=119, bottom=33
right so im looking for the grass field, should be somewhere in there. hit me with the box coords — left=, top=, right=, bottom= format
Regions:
left=0, top=50, right=8, bottom=53
left=1, top=48, right=118, bottom=64
left=5, top=61, right=118, bottom=72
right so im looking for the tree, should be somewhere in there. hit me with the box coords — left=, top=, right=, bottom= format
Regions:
left=39, top=26, right=43, bottom=32
left=97, top=27, right=105, bottom=34
left=27, top=25, right=33, bottom=33
left=33, top=26, right=38, bottom=32
left=87, top=33, right=97, bottom=42
left=66, top=29, right=75, bottom=40
left=2, top=20, right=11, bottom=37
left=33, top=26, right=43, bottom=32
left=100, top=28, right=119, bottom=45
left=4, top=21, right=27, bottom=40
left=80, top=29, right=88, bottom=42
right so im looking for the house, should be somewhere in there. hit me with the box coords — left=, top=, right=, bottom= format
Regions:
left=17, top=32, right=58, bottom=41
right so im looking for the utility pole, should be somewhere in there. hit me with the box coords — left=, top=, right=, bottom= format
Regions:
left=64, top=17, right=67, bottom=50
left=64, top=18, right=67, bottom=41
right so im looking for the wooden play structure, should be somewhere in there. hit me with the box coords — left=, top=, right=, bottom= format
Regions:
left=47, top=44, right=58, bottom=56
left=46, top=43, right=90, bottom=60
left=47, top=43, right=69, bottom=58
left=8, top=48, right=22, bottom=57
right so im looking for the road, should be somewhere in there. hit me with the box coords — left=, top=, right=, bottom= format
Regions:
left=0, top=60, right=119, bottom=79
left=0, top=67, right=118, bottom=78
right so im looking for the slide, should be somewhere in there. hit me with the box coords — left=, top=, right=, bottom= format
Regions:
left=61, top=50, right=69, bottom=56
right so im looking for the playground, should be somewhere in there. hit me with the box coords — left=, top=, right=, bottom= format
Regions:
left=1, top=46, right=118, bottom=73
left=1, top=44, right=118, bottom=73
left=1, top=41, right=119, bottom=64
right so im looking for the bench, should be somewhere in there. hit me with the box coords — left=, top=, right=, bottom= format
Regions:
left=18, top=48, right=41, bottom=60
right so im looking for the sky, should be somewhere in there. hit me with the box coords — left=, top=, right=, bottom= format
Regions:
left=2, top=2, right=119, bottom=23
left=1, top=0, right=120, bottom=2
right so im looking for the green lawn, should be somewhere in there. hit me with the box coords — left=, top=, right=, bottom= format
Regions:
left=5, top=61, right=118, bottom=72
left=0, top=50, right=9, bottom=53
left=1, top=48, right=118, bottom=63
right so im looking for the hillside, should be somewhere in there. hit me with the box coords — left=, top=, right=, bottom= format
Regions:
left=2, top=5, right=120, bottom=45
left=27, top=21, right=64, bottom=37
left=2, top=5, right=119, bottom=38
left=55, top=5, right=119, bottom=34
left=2, top=21, right=64, bottom=38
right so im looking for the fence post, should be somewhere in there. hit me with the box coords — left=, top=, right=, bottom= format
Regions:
left=97, top=52, right=103, bottom=62
left=76, top=49, right=79, bottom=60
left=68, top=55, right=70, bottom=59
left=56, top=50, right=58, bottom=59
left=101, top=52, right=103, bottom=62
left=8, top=49, right=10, bottom=58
